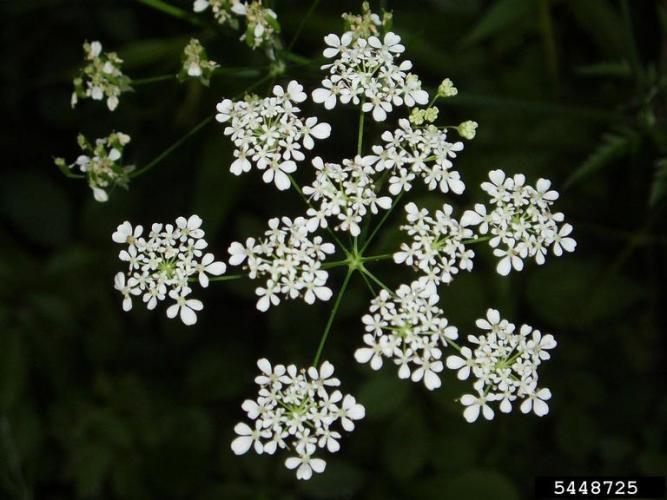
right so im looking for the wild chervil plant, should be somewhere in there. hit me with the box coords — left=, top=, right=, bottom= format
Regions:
left=56, top=1, right=576, bottom=480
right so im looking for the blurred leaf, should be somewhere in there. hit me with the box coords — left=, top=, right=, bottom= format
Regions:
left=526, top=259, right=645, bottom=330
left=461, top=0, right=533, bottom=47
left=0, top=171, right=73, bottom=247
left=555, top=410, right=599, bottom=461
left=417, top=470, right=519, bottom=500
left=382, top=408, right=428, bottom=480
left=567, top=0, right=625, bottom=57
left=357, top=372, right=410, bottom=419
left=299, top=460, right=364, bottom=499
left=574, top=61, right=632, bottom=78
left=0, top=332, right=26, bottom=412
left=68, top=443, right=113, bottom=497
left=649, top=158, right=667, bottom=207
left=565, top=130, right=639, bottom=187
left=192, top=136, right=242, bottom=238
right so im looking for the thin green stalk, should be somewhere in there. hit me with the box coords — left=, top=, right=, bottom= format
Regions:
left=361, top=253, right=393, bottom=264
left=137, top=0, right=202, bottom=25
left=361, top=190, right=405, bottom=253
left=357, top=107, right=366, bottom=156
left=132, top=74, right=176, bottom=86
left=287, top=0, right=321, bottom=50
left=359, top=270, right=376, bottom=295
left=360, top=267, right=392, bottom=293
left=131, top=74, right=272, bottom=179
left=208, top=274, right=247, bottom=282
left=313, top=268, right=353, bottom=366
left=537, top=0, right=559, bottom=88
left=463, top=235, right=492, bottom=245
left=620, top=0, right=642, bottom=87
left=321, top=259, right=350, bottom=270
left=131, top=115, right=213, bottom=178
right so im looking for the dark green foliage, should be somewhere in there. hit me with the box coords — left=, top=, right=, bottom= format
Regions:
left=1, top=0, right=666, bottom=499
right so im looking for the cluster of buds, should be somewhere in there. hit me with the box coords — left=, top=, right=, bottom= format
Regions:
left=179, top=38, right=219, bottom=85
left=193, top=0, right=280, bottom=50
left=55, top=132, right=133, bottom=202
left=71, top=41, right=131, bottom=111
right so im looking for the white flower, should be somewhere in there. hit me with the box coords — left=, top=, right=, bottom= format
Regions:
left=371, top=119, right=465, bottom=195
left=112, top=221, right=142, bottom=245
left=313, top=31, right=428, bottom=121
left=448, top=309, right=556, bottom=421
left=303, top=156, right=391, bottom=237
left=355, top=279, right=457, bottom=390
left=112, top=215, right=225, bottom=325
left=232, top=359, right=363, bottom=480
left=166, top=289, right=203, bottom=326
left=464, top=170, right=576, bottom=274
left=520, top=387, right=552, bottom=417
left=394, top=202, right=476, bottom=286
left=461, top=388, right=495, bottom=423
left=231, top=421, right=270, bottom=455
left=228, top=216, right=335, bottom=310
left=285, top=453, right=327, bottom=480
left=215, top=81, right=330, bottom=190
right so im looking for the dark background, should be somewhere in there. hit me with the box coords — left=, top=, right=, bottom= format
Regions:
left=1, top=0, right=666, bottom=498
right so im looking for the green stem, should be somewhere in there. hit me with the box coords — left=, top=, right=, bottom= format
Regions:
left=287, top=0, right=321, bottom=50
left=131, top=74, right=272, bottom=179
left=132, top=74, right=176, bottom=86
left=361, top=253, right=393, bottom=264
left=208, top=273, right=247, bottom=282
left=321, top=259, right=350, bottom=270
left=537, top=0, right=559, bottom=88
left=357, top=106, right=366, bottom=156
left=137, top=0, right=201, bottom=25
left=463, top=235, right=492, bottom=245
left=360, top=267, right=392, bottom=293
left=359, top=270, right=376, bottom=295
left=312, top=268, right=353, bottom=366
left=131, top=115, right=213, bottom=178
left=361, top=190, right=405, bottom=253
left=620, top=0, right=642, bottom=88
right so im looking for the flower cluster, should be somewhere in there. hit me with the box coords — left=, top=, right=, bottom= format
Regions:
left=312, top=30, right=428, bottom=121
left=303, top=156, right=392, bottom=237
left=112, top=216, right=226, bottom=325
left=446, top=309, right=556, bottom=422
left=216, top=81, right=331, bottom=190
left=355, top=279, right=457, bottom=390
left=394, top=202, right=475, bottom=286
left=179, top=38, right=219, bottom=85
left=231, top=359, right=365, bottom=480
left=228, top=216, right=335, bottom=311
left=371, top=119, right=465, bottom=195
left=55, top=132, right=133, bottom=202
left=71, top=41, right=131, bottom=111
left=193, top=0, right=279, bottom=50
left=462, top=170, right=576, bottom=275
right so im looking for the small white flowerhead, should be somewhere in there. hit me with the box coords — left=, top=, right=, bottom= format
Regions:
left=111, top=215, right=225, bottom=325
left=449, top=309, right=556, bottom=421
left=232, top=359, right=363, bottom=479
left=215, top=82, right=330, bottom=190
